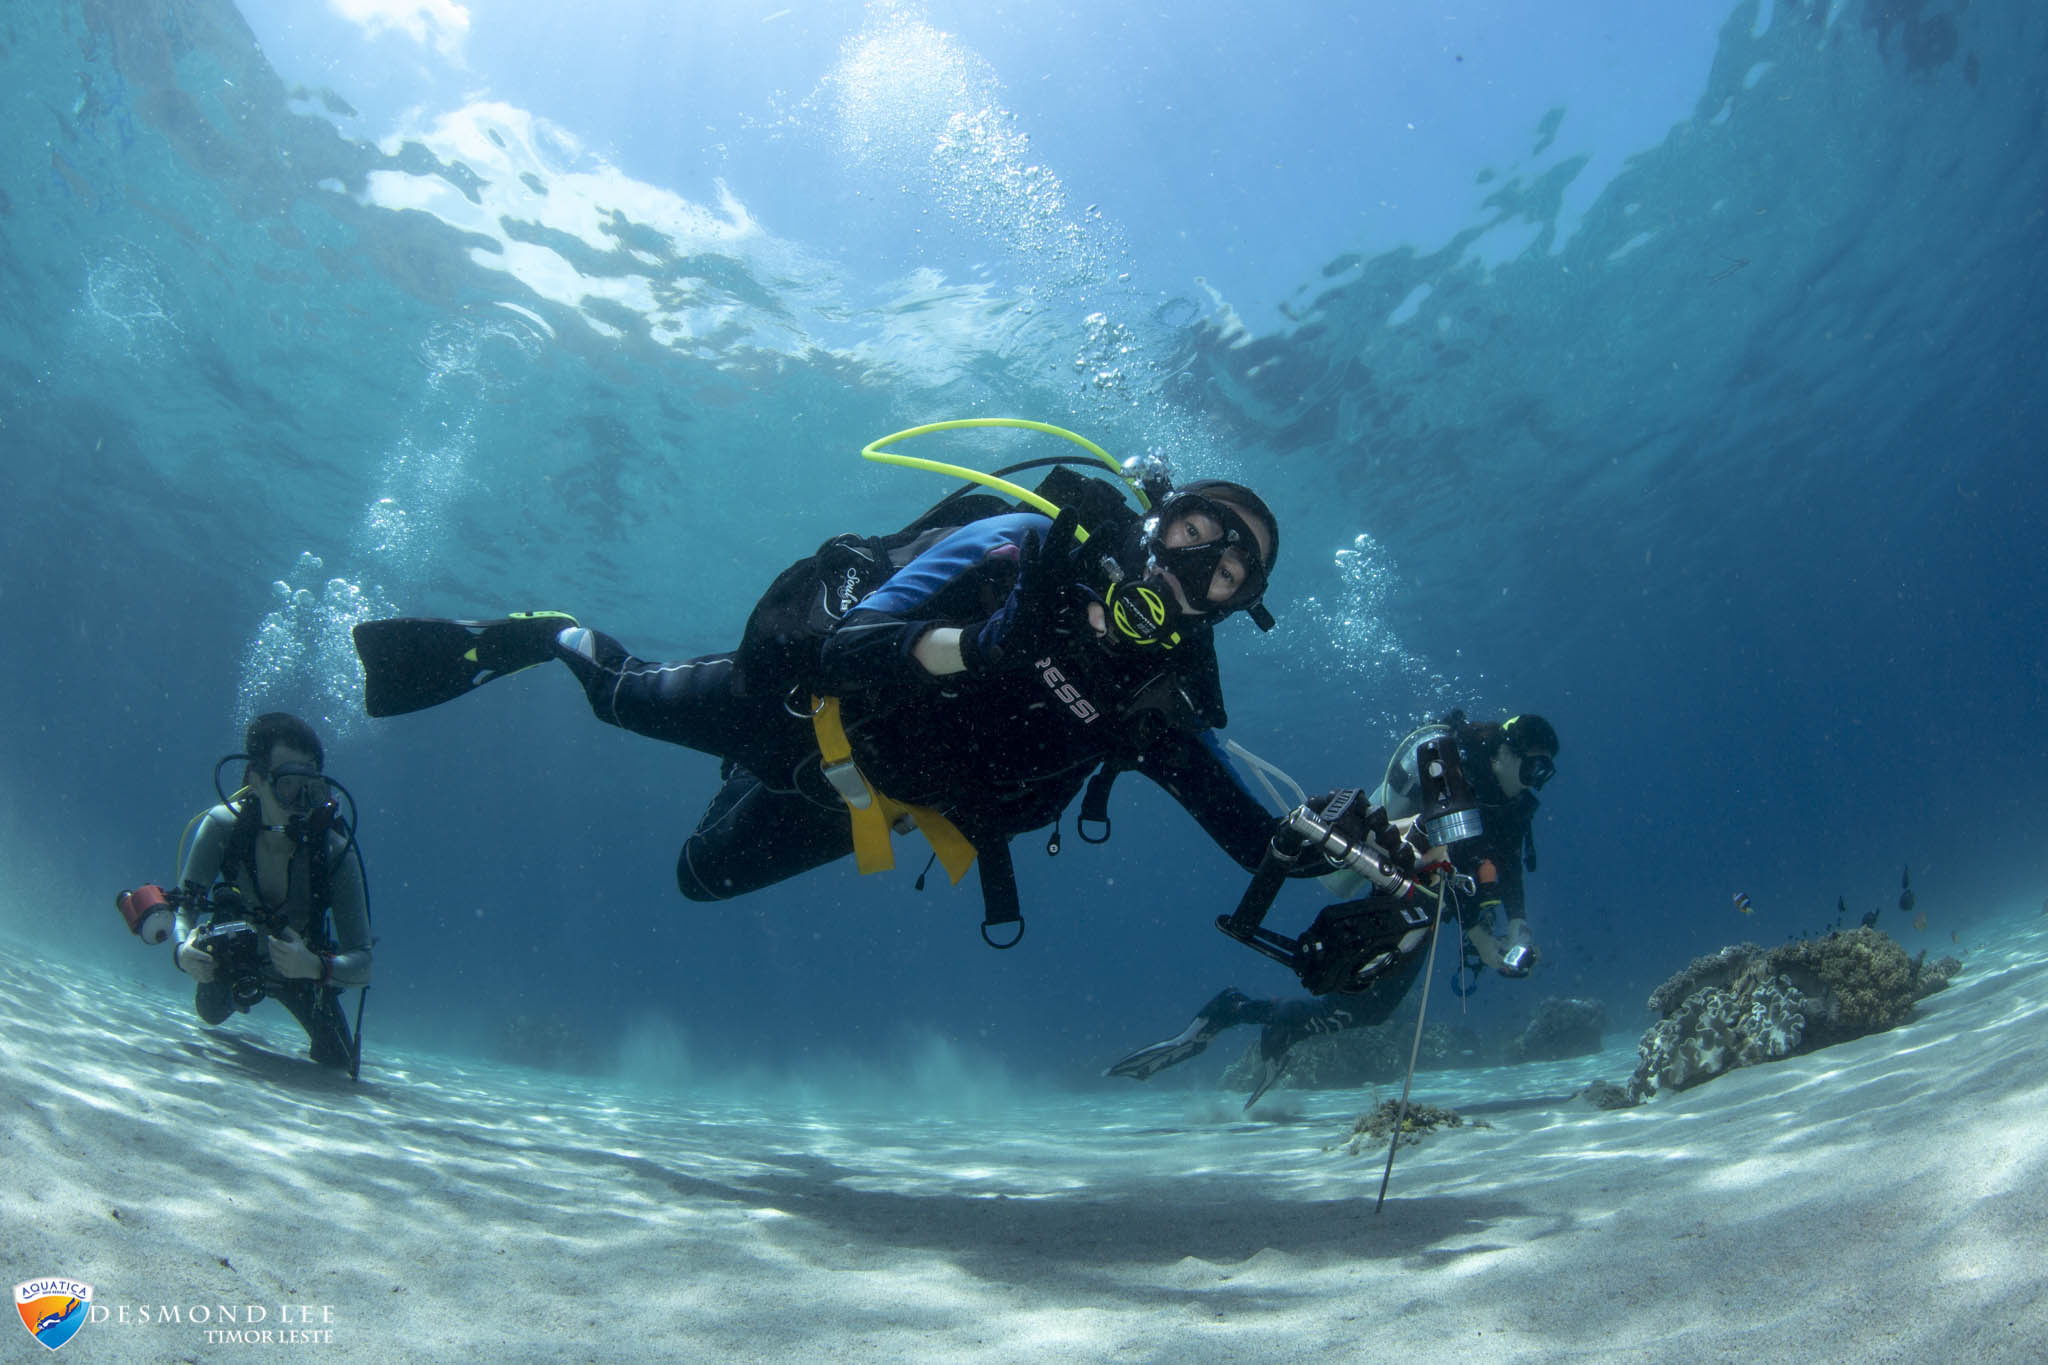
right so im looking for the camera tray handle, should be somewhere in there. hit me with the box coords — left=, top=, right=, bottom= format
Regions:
left=1280, top=803, right=1424, bottom=901
left=1217, top=795, right=1448, bottom=992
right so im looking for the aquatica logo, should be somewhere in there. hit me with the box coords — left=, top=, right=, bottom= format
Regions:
left=15, top=1280, right=92, bottom=1352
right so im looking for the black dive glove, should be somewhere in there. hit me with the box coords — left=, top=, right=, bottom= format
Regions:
left=959, top=510, right=1087, bottom=671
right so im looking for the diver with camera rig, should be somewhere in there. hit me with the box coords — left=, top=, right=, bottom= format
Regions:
left=118, top=713, right=372, bottom=1075
left=1108, top=712, right=1560, bottom=1106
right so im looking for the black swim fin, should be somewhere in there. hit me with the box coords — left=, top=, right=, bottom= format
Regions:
left=1242, top=1050, right=1289, bottom=1111
left=1104, top=1022, right=1218, bottom=1082
left=1243, top=1002, right=1315, bottom=1110
left=1104, top=988, right=1261, bottom=1081
left=352, top=612, right=577, bottom=718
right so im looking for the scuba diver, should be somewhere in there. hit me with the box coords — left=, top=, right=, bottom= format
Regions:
left=1107, top=711, right=1560, bottom=1106
left=145, top=712, right=372, bottom=1072
left=352, top=425, right=1325, bottom=940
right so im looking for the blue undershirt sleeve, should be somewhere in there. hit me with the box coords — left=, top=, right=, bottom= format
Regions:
left=814, top=514, right=1046, bottom=693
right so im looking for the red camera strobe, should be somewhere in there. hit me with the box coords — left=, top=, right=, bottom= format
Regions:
left=116, top=884, right=175, bottom=945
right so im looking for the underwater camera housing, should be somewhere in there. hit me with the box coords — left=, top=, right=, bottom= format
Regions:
left=1274, top=896, right=1436, bottom=995
left=1216, top=791, right=1444, bottom=995
left=183, top=887, right=282, bottom=1010
left=115, top=881, right=281, bottom=1008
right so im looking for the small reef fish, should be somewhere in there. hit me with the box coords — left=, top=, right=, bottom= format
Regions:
left=1899, top=866, right=1915, bottom=913
left=1733, top=891, right=1754, bottom=916
left=1913, top=912, right=1928, bottom=932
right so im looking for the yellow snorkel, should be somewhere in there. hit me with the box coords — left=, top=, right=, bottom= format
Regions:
left=860, top=418, right=1153, bottom=544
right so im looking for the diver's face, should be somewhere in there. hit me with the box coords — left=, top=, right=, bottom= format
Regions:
left=1493, top=745, right=1555, bottom=799
left=253, top=743, right=327, bottom=820
left=1155, top=502, right=1270, bottom=613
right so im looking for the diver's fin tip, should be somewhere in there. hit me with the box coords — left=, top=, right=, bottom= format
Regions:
left=353, top=612, right=571, bottom=718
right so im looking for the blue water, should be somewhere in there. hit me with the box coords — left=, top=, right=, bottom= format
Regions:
left=3, top=0, right=2041, bottom=1090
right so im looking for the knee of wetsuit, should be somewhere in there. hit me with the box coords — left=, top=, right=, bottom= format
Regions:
left=194, top=984, right=235, bottom=1026
left=1272, top=998, right=1321, bottom=1031
left=1262, top=998, right=1335, bottom=1055
left=675, top=840, right=733, bottom=902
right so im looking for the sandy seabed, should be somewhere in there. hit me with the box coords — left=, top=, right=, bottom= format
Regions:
left=7, top=907, right=2046, bottom=1363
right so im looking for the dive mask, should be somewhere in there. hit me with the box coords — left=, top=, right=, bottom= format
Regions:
left=1104, top=491, right=1272, bottom=649
left=263, top=763, right=331, bottom=814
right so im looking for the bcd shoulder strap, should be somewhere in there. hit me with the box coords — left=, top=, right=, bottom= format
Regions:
left=218, top=800, right=337, bottom=934
left=733, top=468, right=1141, bottom=701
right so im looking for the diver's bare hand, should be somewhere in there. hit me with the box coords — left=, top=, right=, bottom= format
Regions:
left=1399, top=823, right=1451, bottom=874
left=174, top=939, right=216, bottom=983
left=266, top=927, right=323, bottom=980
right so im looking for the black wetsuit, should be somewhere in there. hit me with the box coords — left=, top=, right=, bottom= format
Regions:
left=559, top=512, right=1275, bottom=913
left=1383, top=733, right=1541, bottom=937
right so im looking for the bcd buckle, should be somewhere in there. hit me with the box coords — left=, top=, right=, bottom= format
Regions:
left=821, top=758, right=874, bottom=811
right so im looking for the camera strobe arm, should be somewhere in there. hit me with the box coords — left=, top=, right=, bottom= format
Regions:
left=1281, top=790, right=1430, bottom=900
left=1218, top=836, right=1313, bottom=973
left=1217, top=792, right=1442, bottom=992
